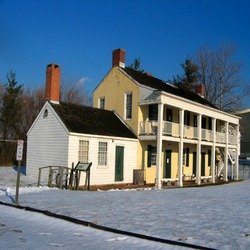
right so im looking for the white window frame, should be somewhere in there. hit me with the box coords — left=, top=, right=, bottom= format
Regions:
left=98, top=141, right=108, bottom=166
left=98, top=97, right=105, bottom=109
left=125, top=92, right=132, bottom=120
left=78, top=140, right=89, bottom=163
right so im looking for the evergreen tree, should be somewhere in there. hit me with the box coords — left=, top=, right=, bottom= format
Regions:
left=173, top=57, right=199, bottom=91
left=127, top=58, right=144, bottom=73
left=0, top=70, right=23, bottom=139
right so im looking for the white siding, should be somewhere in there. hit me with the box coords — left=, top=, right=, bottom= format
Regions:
left=27, top=103, right=69, bottom=183
left=68, top=134, right=138, bottom=185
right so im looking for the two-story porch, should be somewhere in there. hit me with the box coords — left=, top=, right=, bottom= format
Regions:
left=138, top=91, right=240, bottom=188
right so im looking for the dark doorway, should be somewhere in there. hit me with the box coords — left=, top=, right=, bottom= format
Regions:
left=193, top=152, right=197, bottom=176
left=115, top=146, right=124, bottom=181
left=164, top=150, right=172, bottom=178
left=201, top=152, right=206, bottom=176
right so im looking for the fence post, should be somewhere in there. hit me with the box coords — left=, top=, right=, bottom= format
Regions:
left=38, top=168, right=41, bottom=187
left=48, top=166, right=52, bottom=187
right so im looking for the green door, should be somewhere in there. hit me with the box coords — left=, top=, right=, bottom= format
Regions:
left=193, top=152, right=197, bottom=176
left=164, top=150, right=171, bottom=178
left=201, top=152, right=206, bottom=176
left=115, top=146, right=124, bottom=181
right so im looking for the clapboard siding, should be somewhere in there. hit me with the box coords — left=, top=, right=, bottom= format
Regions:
left=68, top=135, right=137, bottom=185
left=27, top=103, right=69, bottom=182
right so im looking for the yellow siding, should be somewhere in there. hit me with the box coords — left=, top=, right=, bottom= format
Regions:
left=141, top=141, right=179, bottom=184
left=93, top=67, right=140, bottom=135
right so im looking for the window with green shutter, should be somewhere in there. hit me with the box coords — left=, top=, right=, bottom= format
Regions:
left=147, top=145, right=157, bottom=167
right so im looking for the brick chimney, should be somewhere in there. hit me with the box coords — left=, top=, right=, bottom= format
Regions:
left=195, top=84, right=205, bottom=98
left=45, top=64, right=60, bottom=103
left=112, top=48, right=125, bottom=68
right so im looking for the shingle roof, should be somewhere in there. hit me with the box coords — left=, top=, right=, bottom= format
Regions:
left=123, top=67, right=216, bottom=108
left=51, top=102, right=137, bottom=139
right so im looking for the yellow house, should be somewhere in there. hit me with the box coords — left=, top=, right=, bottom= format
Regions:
left=93, top=48, right=240, bottom=188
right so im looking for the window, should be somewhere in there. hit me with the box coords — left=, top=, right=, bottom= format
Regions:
left=166, top=108, right=173, bottom=122
left=78, top=140, right=89, bottom=163
left=202, top=117, right=207, bottom=129
left=125, top=92, right=132, bottom=119
left=99, top=97, right=105, bottom=109
left=43, top=109, right=48, bottom=118
left=98, top=142, right=108, bottom=166
left=147, top=145, right=157, bottom=167
left=193, top=114, right=197, bottom=127
left=183, top=148, right=189, bottom=166
left=149, top=104, right=158, bottom=120
left=208, top=117, right=212, bottom=130
left=184, top=111, right=190, bottom=126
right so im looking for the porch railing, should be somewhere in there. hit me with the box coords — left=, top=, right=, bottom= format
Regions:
left=163, top=121, right=180, bottom=137
left=216, top=132, right=226, bottom=143
left=201, top=129, right=213, bottom=142
left=139, top=120, right=237, bottom=145
left=184, top=126, right=198, bottom=139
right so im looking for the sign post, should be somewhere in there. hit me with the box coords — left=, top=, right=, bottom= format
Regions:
left=15, top=140, right=24, bottom=205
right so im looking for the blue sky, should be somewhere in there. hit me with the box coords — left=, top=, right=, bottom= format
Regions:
left=0, top=0, right=250, bottom=106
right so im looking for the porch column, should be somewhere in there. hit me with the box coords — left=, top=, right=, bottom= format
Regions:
left=196, top=114, right=202, bottom=185
left=223, top=122, right=229, bottom=182
left=178, top=109, right=184, bottom=187
left=155, top=103, right=164, bottom=189
left=235, top=124, right=239, bottom=180
left=211, top=118, right=216, bottom=183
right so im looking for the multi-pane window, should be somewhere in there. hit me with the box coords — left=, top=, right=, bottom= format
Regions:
left=78, top=140, right=89, bottom=163
left=125, top=92, right=132, bottom=119
left=147, top=145, right=157, bottom=167
left=99, top=97, right=105, bottom=109
left=98, top=142, right=108, bottom=166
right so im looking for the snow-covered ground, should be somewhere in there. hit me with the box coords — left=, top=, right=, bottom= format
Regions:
left=0, top=204, right=182, bottom=250
left=0, top=166, right=250, bottom=249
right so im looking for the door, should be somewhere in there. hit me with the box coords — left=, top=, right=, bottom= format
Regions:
left=193, top=152, right=196, bottom=176
left=115, top=146, right=124, bottom=181
left=164, top=150, right=171, bottom=178
left=201, top=152, right=206, bottom=176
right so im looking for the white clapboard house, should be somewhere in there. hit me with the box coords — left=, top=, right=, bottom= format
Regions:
left=27, top=64, right=138, bottom=186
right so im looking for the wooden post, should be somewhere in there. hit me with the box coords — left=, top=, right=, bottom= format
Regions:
left=15, top=161, right=21, bottom=205
left=48, top=166, right=52, bottom=187
left=38, top=168, right=41, bottom=187
left=69, top=163, right=74, bottom=190
left=88, top=169, right=90, bottom=190
left=59, top=167, right=63, bottom=189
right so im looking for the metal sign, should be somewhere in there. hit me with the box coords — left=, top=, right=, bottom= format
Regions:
left=16, top=140, right=24, bottom=161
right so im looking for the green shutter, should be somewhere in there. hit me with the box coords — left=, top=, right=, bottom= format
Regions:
left=147, top=145, right=152, bottom=168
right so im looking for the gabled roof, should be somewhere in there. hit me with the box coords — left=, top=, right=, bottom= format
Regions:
left=122, top=67, right=216, bottom=109
left=50, top=102, right=137, bottom=139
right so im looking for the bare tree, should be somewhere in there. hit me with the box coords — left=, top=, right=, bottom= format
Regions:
left=195, top=43, right=247, bottom=111
left=20, top=87, right=46, bottom=135
left=60, top=77, right=91, bottom=105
